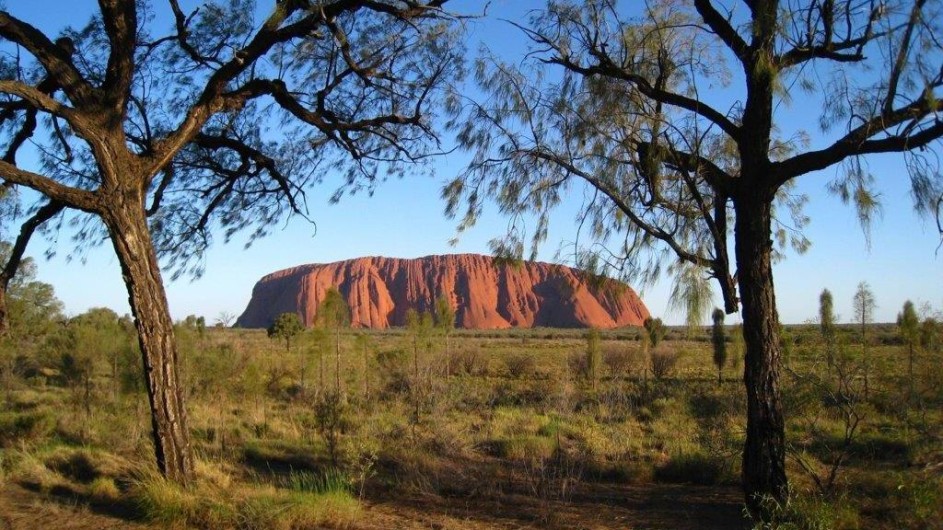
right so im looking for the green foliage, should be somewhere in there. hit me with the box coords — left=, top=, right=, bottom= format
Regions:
left=898, top=300, right=920, bottom=392
left=406, top=308, right=433, bottom=334
left=668, top=262, right=713, bottom=331
left=284, top=468, right=351, bottom=496
left=643, top=317, right=666, bottom=349
left=434, top=294, right=455, bottom=333
left=267, top=313, right=304, bottom=353
left=317, top=288, right=350, bottom=330
left=5, top=275, right=64, bottom=345
left=504, top=352, right=536, bottom=379
left=818, top=289, right=837, bottom=370
left=818, top=290, right=835, bottom=341
left=405, top=309, right=434, bottom=359
left=852, top=282, right=876, bottom=337
left=315, top=391, right=348, bottom=467
left=180, top=314, right=206, bottom=336
left=897, top=301, right=920, bottom=350
left=650, top=350, right=678, bottom=380
left=920, top=317, right=940, bottom=352
left=317, top=288, right=350, bottom=392
left=0, top=410, right=56, bottom=446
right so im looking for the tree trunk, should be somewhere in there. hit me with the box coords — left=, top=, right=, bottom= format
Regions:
left=335, top=328, right=341, bottom=394
left=103, top=197, right=194, bottom=486
left=734, top=194, right=789, bottom=515
left=0, top=287, right=8, bottom=337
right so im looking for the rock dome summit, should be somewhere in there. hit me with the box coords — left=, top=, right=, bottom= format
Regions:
left=236, top=254, right=649, bottom=329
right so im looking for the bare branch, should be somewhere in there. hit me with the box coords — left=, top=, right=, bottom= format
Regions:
left=0, top=11, right=96, bottom=104
left=0, top=160, right=98, bottom=212
left=693, top=0, right=749, bottom=60
left=774, top=98, right=943, bottom=182
left=0, top=200, right=65, bottom=289
left=99, top=0, right=138, bottom=109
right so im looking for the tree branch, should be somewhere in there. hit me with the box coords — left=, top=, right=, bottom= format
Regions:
left=693, top=0, right=749, bottom=61
left=192, top=132, right=303, bottom=214
left=546, top=54, right=741, bottom=141
left=0, top=160, right=98, bottom=212
left=0, top=80, right=78, bottom=122
left=0, top=11, right=95, bottom=104
left=528, top=148, right=717, bottom=270
left=0, top=200, right=65, bottom=289
left=99, top=0, right=138, bottom=110
left=776, top=0, right=886, bottom=69
left=773, top=98, right=943, bottom=183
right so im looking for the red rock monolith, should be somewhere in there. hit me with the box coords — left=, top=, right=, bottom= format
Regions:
left=236, top=254, right=649, bottom=329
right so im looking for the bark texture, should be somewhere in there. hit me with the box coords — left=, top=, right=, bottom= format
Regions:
left=734, top=192, right=788, bottom=513
left=103, top=195, right=194, bottom=485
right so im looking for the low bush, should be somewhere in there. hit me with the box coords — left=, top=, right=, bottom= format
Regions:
left=650, top=350, right=679, bottom=380
left=0, top=410, right=56, bottom=446
left=504, top=353, right=536, bottom=379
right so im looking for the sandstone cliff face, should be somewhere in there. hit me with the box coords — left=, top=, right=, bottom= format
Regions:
left=236, top=254, right=649, bottom=329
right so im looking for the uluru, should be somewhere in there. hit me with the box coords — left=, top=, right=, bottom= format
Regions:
left=236, top=254, right=650, bottom=329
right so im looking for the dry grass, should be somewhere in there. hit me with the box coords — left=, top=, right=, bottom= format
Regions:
left=0, top=325, right=940, bottom=529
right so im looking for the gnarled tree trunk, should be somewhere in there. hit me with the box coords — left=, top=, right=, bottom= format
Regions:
left=103, top=192, right=194, bottom=486
left=735, top=192, right=788, bottom=515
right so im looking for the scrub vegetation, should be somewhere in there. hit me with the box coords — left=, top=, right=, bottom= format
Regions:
left=1, top=292, right=940, bottom=529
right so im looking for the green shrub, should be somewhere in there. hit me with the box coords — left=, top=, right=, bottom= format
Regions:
left=504, top=353, right=536, bottom=379
left=283, top=468, right=350, bottom=495
left=0, top=410, right=55, bottom=446
left=451, top=348, right=487, bottom=376
left=650, top=350, right=679, bottom=380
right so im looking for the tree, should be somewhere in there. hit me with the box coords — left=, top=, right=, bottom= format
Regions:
left=853, top=281, right=876, bottom=396
left=711, top=308, right=727, bottom=385
left=405, top=308, right=433, bottom=424
left=309, top=326, right=330, bottom=391
left=920, top=317, right=940, bottom=353
left=0, top=1, right=459, bottom=484
left=267, top=312, right=303, bottom=353
left=71, top=307, right=129, bottom=403
left=0, top=241, right=64, bottom=346
left=643, top=317, right=666, bottom=350
left=434, top=293, right=455, bottom=376
left=0, top=201, right=64, bottom=335
left=819, top=289, right=837, bottom=374
left=445, top=0, right=943, bottom=514
left=853, top=282, right=876, bottom=345
left=317, top=287, right=350, bottom=393
left=897, top=300, right=920, bottom=394
left=215, top=312, right=236, bottom=328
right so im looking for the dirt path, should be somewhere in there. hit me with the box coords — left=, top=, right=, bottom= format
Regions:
left=0, top=480, right=746, bottom=530
left=362, top=482, right=748, bottom=530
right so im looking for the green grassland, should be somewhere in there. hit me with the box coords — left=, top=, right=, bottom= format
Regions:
left=1, top=320, right=941, bottom=529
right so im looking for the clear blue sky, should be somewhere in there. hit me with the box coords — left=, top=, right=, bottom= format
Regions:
left=6, top=0, right=942, bottom=325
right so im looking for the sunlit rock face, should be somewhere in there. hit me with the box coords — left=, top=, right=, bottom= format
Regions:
left=236, top=254, right=649, bottom=329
